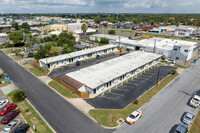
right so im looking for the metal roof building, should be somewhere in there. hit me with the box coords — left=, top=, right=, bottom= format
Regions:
left=66, top=51, right=161, bottom=95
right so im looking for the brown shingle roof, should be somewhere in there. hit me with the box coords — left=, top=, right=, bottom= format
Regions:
left=60, top=75, right=84, bottom=89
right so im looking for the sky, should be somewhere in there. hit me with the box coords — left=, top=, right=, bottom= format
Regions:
left=0, top=0, right=200, bottom=13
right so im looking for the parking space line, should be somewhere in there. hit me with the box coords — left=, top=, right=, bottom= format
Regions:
left=126, top=82, right=139, bottom=85
left=126, top=80, right=128, bottom=83
left=101, top=93, right=105, bottom=96
left=114, top=88, right=129, bottom=92
left=115, top=85, right=118, bottom=89
left=131, top=77, right=134, bottom=80
left=121, top=82, right=123, bottom=86
left=105, top=92, right=124, bottom=96
left=97, top=96, right=117, bottom=100
left=109, top=89, right=112, bottom=92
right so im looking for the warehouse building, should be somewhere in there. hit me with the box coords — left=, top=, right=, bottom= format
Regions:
left=90, top=34, right=199, bottom=61
left=62, top=51, right=161, bottom=95
left=39, top=44, right=118, bottom=69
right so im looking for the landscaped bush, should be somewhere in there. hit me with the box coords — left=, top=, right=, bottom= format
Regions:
left=133, top=99, right=138, bottom=105
left=171, top=69, right=177, bottom=75
left=12, top=90, right=26, bottom=102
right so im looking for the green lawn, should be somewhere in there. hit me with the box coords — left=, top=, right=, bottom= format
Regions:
left=89, top=73, right=179, bottom=127
left=0, top=77, right=11, bottom=87
left=28, top=67, right=47, bottom=76
left=8, top=90, right=53, bottom=133
left=49, top=80, right=79, bottom=98
left=189, top=111, right=200, bottom=133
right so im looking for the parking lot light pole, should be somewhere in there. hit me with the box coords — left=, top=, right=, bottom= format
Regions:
left=156, top=65, right=160, bottom=86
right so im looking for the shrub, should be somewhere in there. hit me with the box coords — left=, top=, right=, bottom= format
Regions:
left=12, top=90, right=26, bottom=102
left=161, top=56, right=166, bottom=61
left=133, top=99, right=138, bottom=105
left=171, top=69, right=177, bottom=75
left=25, top=109, right=29, bottom=112
left=108, top=30, right=116, bottom=35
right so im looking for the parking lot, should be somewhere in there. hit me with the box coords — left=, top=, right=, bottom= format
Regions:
left=85, top=66, right=176, bottom=109
left=48, top=53, right=120, bottom=78
left=0, top=91, right=31, bottom=132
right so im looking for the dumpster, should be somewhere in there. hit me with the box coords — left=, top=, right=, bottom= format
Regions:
left=5, top=76, right=10, bottom=82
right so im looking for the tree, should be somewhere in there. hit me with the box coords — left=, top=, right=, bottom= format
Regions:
left=49, top=46, right=61, bottom=56
left=8, top=31, right=23, bottom=45
left=34, top=45, right=50, bottom=61
left=108, top=30, right=116, bottom=35
left=21, top=22, right=30, bottom=30
left=51, top=34, right=58, bottom=42
left=44, top=36, right=52, bottom=42
left=3, top=18, right=7, bottom=24
left=94, top=16, right=103, bottom=24
left=99, top=37, right=109, bottom=45
left=12, top=90, right=26, bottom=102
left=57, top=32, right=75, bottom=47
left=12, top=22, right=19, bottom=30
left=161, top=56, right=166, bottom=61
left=81, top=23, right=88, bottom=37
left=14, top=49, right=21, bottom=56
left=62, top=43, right=75, bottom=53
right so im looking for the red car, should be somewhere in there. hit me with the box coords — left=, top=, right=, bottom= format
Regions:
left=1, top=109, right=20, bottom=124
left=0, top=103, right=17, bottom=116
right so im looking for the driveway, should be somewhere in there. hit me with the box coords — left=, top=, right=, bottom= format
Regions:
left=85, top=66, right=176, bottom=109
left=115, top=60, right=200, bottom=133
left=48, top=53, right=120, bottom=78
left=0, top=50, right=111, bottom=133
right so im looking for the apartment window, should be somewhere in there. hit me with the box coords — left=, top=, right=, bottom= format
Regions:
left=174, top=48, right=178, bottom=51
left=184, top=49, right=188, bottom=52
left=176, top=57, right=179, bottom=60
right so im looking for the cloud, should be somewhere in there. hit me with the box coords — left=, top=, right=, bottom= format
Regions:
left=89, top=1, right=95, bottom=7
left=124, top=1, right=151, bottom=8
left=180, top=2, right=193, bottom=6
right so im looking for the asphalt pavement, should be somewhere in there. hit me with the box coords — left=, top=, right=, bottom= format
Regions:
left=115, top=60, right=200, bottom=133
left=85, top=66, right=176, bottom=109
left=0, top=50, right=111, bottom=133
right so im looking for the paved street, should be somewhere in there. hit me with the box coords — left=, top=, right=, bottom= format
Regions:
left=85, top=66, right=176, bottom=109
left=115, top=60, right=200, bottom=133
left=0, top=51, right=111, bottom=133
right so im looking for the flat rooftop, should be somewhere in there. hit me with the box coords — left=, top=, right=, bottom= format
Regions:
left=66, top=51, right=161, bottom=89
left=92, top=34, right=198, bottom=50
left=39, top=44, right=117, bottom=64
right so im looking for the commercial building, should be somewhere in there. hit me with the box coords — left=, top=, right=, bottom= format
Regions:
left=44, top=24, right=68, bottom=33
left=174, top=26, right=195, bottom=37
left=39, top=44, right=118, bottom=69
left=90, top=34, right=199, bottom=61
left=0, top=33, right=9, bottom=42
left=64, top=51, right=161, bottom=95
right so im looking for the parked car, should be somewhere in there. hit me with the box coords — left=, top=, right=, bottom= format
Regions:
left=190, top=95, right=200, bottom=108
left=1, top=109, right=20, bottom=124
left=76, top=61, right=80, bottom=66
left=174, top=123, right=188, bottom=133
left=14, top=124, right=30, bottom=133
left=182, top=111, right=195, bottom=125
left=125, top=110, right=142, bottom=125
left=96, top=55, right=100, bottom=59
left=0, top=99, right=9, bottom=109
left=165, top=59, right=176, bottom=64
left=0, top=119, right=21, bottom=133
left=0, top=103, right=17, bottom=116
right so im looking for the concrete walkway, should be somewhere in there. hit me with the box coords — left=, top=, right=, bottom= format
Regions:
left=1, top=84, right=16, bottom=95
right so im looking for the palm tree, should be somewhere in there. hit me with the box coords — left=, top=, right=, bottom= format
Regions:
left=81, top=23, right=88, bottom=37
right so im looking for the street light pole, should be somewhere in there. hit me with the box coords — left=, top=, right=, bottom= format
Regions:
left=156, top=65, right=160, bottom=86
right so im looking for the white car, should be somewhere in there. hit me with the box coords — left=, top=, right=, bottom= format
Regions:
left=126, top=110, right=142, bottom=125
left=190, top=95, right=200, bottom=108
left=183, top=112, right=195, bottom=125
left=165, top=59, right=175, bottom=64
left=0, top=99, right=9, bottom=109
left=0, top=119, right=21, bottom=133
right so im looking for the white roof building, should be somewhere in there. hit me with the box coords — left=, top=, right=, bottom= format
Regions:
left=66, top=51, right=161, bottom=94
